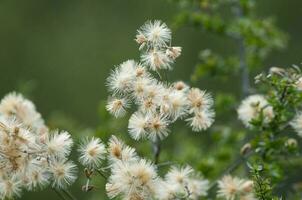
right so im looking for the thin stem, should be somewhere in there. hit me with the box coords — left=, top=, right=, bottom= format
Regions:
left=96, top=169, right=108, bottom=179
left=239, top=38, right=249, bottom=97
left=235, top=4, right=249, bottom=97
left=152, top=136, right=161, bottom=164
left=61, top=189, right=77, bottom=200
left=53, top=188, right=68, bottom=200
left=157, top=161, right=176, bottom=167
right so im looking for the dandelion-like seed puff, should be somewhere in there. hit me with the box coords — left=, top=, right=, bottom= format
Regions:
left=106, top=20, right=215, bottom=142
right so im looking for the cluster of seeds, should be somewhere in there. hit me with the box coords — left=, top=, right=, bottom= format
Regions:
left=106, top=20, right=215, bottom=141
left=0, top=93, right=77, bottom=199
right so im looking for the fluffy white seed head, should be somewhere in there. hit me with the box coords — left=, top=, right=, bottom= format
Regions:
left=0, top=92, right=46, bottom=132
left=187, top=88, right=213, bottom=114
left=106, top=97, right=129, bottom=118
left=160, top=90, right=188, bottom=121
left=50, top=160, right=77, bottom=189
left=217, top=175, right=255, bottom=200
left=147, top=113, right=170, bottom=141
left=0, top=177, right=22, bottom=200
left=46, top=131, right=73, bottom=158
left=138, top=20, right=171, bottom=47
left=160, top=165, right=209, bottom=200
left=166, top=46, right=182, bottom=60
left=107, top=135, right=138, bottom=164
left=128, top=112, right=149, bottom=140
left=186, top=109, right=215, bottom=132
left=106, top=159, right=158, bottom=199
left=107, top=60, right=137, bottom=94
left=78, top=137, right=106, bottom=168
left=237, top=94, right=274, bottom=128
left=141, top=49, right=172, bottom=71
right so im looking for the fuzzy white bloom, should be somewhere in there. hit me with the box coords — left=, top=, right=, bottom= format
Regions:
left=237, top=94, right=274, bottom=128
left=106, top=159, right=158, bottom=199
left=128, top=112, right=149, bottom=140
left=78, top=137, right=106, bottom=168
left=0, top=177, right=22, bottom=200
left=0, top=92, right=46, bottom=132
left=165, top=165, right=194, bottom=186
left=158, top=165, right=209, bottom=200
left=138, top=20, right=171, bottom=47
left=186, top=109, right=215, bottom=132
left=106, top=97, right=129, bottom=118
left=0, top=93, right=77, bottom=198
left=24, top=162, right=50, bottom=191
left=217, top=175, right=255, bottom=200
left=166, top=47, right=182, bottom=60
left=107, top=60, right=138, bottom=94
left=46, top=131, right=73, bottom=158
left=160, top=90, right=188, bottom=120
left=147, top=113, right=170, bottom=141
left=106, top=20, right=215, bottom=141
left=130, top=77, right=156, bottom=102
left=290, top=112, right=302, bottom=137
left=107, top=135, right=138, bottom=164
left=141, top=49, right=172, bottom=71
left=187, top=88, right=213, bottom=114
left=50, top=160, right=77, bottom=189
left=135, top=31, right=148, bottom=50
left=172, top=81, right=190, bottom=92
left=187, top=178, right=210, bottom=199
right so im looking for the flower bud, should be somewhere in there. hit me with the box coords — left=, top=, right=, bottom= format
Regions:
left=240, top=143, right=252, bottom=156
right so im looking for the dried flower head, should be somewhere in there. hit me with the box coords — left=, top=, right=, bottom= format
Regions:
left=79, top=137, right=106, bottom=168
left=237, top=94, right=274, bottom=128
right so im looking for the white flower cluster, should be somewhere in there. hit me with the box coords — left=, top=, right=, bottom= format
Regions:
left=0, top=92, right=77, bottom=199
left=106, top=20, right=215, bottom=141
left=217, top=175, right=255, bottom=200
left=104, top=135, right=209, bottom=200
left=237, top=94, right=274, bottom=128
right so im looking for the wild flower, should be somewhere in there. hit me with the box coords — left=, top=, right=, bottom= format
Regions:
left=217, top=175, right=255, bottom=200
left=107, top=21, right=215, bottom=141
left=157, top=165, right=209, bottom=200
left=106, top=159, right=158, bottom=199
left=237, top=94, right=274, bottom=128
left=104, top=136, right=208, bottom=200
left=78, top=137, right=106, bottom=168
left=137, top=20, right=171, bottom=48
left=0, top=93, right=77, bottom=199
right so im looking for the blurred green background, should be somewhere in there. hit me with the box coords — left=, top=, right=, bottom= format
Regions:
left=0, top=0, right=301, bottom=199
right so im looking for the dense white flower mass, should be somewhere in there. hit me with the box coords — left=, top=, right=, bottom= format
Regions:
left=106, top=21, right=215, bottom=141
left=217, top=175, right=255, bottom=200
left=157, top=165, right=209, bottom=200
left=105, top=136, right=209, bottom=200
left=0, top=92, right=77, bottom=199
left=237, top=94, right=274, bottom=128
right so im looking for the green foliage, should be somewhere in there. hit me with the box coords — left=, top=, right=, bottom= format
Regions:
left=173, top=0, right=287, bottom=82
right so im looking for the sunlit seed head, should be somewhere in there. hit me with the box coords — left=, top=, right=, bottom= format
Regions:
left=166, top=46, right=182, bottom=60
left=50, top=160, right=77, bottom=189
left=139, top=20, right=171, bottom=47
left=46, top=131, right=73, bottom=158
left=237, top=94, right=274, bottom=128
left=78, top=137, right=106, bottom=168
left=106, top=97, right=129, bottom=118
